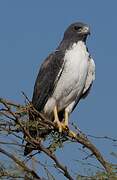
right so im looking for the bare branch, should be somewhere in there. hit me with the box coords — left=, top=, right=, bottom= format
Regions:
left=0, top=141, right=25, bottom=147
left=88, top=134, right=117, bottom=142
left=0, top=147, right=41, bottom=180
left=0, top=98, right=115, bottom=178
left=68, top=130, right=112, bottom=174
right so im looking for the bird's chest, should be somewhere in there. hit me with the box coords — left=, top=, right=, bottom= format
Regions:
left=64, top=42, right=89, bottom=83
left=53, top=41, right=89, bottom=105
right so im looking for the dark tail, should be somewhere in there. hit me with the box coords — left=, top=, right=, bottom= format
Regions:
left=24, top=142, right=35, bottom=156
left=24, top=110, right=52, bottom=155
left=24, top=129, right=52, bottom=156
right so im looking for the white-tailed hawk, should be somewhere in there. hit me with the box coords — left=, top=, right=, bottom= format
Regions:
left=24, top=22, right=95, bottom=155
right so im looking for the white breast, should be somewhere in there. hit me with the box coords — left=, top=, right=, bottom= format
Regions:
left=44, top=41, right=89, bottom=114
left=64, top=41, right=89, bottom=88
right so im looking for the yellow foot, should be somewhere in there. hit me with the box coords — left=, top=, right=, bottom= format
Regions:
left=54, top=119, right=62, bottom=132
left=61, top=123, right=69, bottom=131
left=64, top=109, right=69, bottom=127
left=53, top=106, right=62, bottom=132
left=57, top=109, right=69, bottom=132
left=54, top=119, right=69, bottom=133
left=53, top=106, right=69, bottom=133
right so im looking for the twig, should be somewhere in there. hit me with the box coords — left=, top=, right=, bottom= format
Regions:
left=75, top=159, right=104, bottom=170
left=0, top=141, right=25, bottom=147
left=0, top=147, right=41, bottom=180
left=21, top=91, right=31, bottom=103
left=88, top=134, right=117, bottom=142
left=68, top=130, right=112, bottom=174
left=0, top=172, right=23, bottom=179
left=0, top=98, right=21, bottom=108
left=36, top=143, right=74, bottom=180
left=22, top=129, right=74, bottom=180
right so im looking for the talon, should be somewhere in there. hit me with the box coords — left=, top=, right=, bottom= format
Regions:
left=61, top=123, right=69, bottom=131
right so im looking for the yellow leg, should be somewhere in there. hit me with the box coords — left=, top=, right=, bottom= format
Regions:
left=53, top=106, right=62, bottom=132
left=60, top=109, right=69, bottom=131
left=64, top=109, right=69, bottom=126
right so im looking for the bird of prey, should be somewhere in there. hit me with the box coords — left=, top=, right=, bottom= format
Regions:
left=24, top=22, right=95, bottom=155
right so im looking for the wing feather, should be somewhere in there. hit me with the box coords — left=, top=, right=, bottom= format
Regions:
left=82, top=57, right=95, bottom=98
left=71, top=56, right=95, bottom=112
left=32, top=50, right=65, bottom=111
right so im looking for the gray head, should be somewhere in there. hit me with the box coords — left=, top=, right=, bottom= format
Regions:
left=63, top=22, right=90, bottom=42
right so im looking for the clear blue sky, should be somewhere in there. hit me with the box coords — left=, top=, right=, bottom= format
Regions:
left=0, top=0, right=117, bottom=178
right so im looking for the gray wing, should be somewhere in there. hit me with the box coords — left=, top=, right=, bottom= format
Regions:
left=25, top=51, right=65, bottom=156
left=72, top=56, right=95, bottom=112
left=81, top=56, right=95, bottom=98
left=32, top=50, right=65, bottom=111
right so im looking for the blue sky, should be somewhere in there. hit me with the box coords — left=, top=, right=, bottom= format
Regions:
left=0, top=0, right=117, bottom=178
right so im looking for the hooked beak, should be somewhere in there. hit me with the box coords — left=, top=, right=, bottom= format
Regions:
left=80, top=26, right=90, bottom=35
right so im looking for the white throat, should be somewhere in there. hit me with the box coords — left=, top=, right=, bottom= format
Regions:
left=65, top=41, right=89, bottom=66
left=70, top=40, right=87, bottom=52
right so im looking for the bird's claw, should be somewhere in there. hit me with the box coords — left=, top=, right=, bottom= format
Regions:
left=54, top=120, right=69, bottom=133
left=54, top=119, right=62, bottom=133
left=53, top=106, right=69, bottom=133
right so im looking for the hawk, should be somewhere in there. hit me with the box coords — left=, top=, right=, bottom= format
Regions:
left=24, top=22, right=95, bottom=155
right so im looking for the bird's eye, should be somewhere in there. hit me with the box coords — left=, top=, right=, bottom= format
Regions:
left=74, top=26, right=82, bottom=31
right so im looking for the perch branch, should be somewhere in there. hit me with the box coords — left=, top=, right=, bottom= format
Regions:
left=0, top=98, right=113, bottom=176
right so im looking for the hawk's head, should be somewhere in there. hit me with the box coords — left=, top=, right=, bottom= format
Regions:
left=63, top=22, right=90, bottom=42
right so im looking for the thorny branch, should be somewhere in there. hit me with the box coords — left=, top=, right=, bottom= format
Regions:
left=0, top=98, right=73, bottom=179
left=0, top=97, right=116, bottom=179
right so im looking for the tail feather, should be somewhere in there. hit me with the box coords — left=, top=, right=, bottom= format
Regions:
left=24, top=142, right=34, bottom=156
left=24, top=129, right=52, bottom=156
left=24, top=109, right=52, bottom=156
